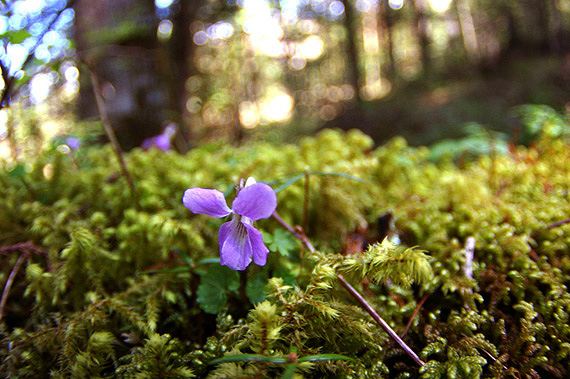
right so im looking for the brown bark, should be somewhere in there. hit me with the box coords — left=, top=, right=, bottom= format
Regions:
left=340, top=0, right=363, bottom=104
left=74, top=0, right=167, bottom=149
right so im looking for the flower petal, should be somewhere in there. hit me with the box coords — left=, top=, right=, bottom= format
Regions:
left=182, top=188, right=232, bottom=218
left=219, top=221, right=252, bottom=271
left=244, top=223, right=269, bottom=266
left=232, top=183, right=277, bottom=221
left=244, top=177, right=256, bottom=187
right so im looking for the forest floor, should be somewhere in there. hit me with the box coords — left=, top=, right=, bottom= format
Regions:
left=325, top=52, right=570, bottom=146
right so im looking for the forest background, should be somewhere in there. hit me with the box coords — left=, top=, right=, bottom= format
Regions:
left=2, top=1, right=570, bottom=378
left=1, top=0, right=569, bottom=154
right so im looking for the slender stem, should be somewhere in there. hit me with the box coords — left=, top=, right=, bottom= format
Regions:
left=272, top=211, right=315, bottom=253
left=337, top=274, right=425, bottom=367
left=88, top=64, right=138, bottom=207
left=545, top=218, right=570, bottom=230
left=531, top=218, right=570, bottom=239
left=0, top=253, right=27, bottom=320
left=400, top=292, right=429, bottom=338
left=303, top=168, right=310, bottom=232
left=274, top=212, right=425, bottom=367
left=0, top=241, right=51, bottom=271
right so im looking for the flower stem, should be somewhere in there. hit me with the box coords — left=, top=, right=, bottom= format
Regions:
left=272, top=211, right=315, bottom=253
left=337, top=274, right=425, bottom=367
left=303, top=168, right=310, bottom=232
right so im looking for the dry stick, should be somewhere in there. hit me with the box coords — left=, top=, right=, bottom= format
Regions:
left=0, top=241, right=51, bottom=272
left=88, top=65, right=138, bottom=206
left=337, top=274, right=425, bottom=367
left=272, top=211, right=315, bottom=254
left=400, top=292, right=429, bottom=339
left=0, top=254, right=27, bottom=320
left=545, top=218, right=570, bottom=230
left=273, top=211, right=425, bottom=367
left=531, top=218, right=570, bottom=239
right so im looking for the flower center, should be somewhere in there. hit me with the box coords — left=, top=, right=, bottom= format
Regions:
left=232, top=214, right=248, bottom=240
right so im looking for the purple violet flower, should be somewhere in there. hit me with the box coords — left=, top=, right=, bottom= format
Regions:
left=142, top=124, right=177, bottom=151
left=182, top=178, right=277, bottom=271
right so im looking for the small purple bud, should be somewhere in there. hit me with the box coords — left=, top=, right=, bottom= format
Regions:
left=66, top=137, right=81, bottom=151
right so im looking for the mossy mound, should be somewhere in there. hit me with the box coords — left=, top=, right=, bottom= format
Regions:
left=1, top=120, right=569, bottom=378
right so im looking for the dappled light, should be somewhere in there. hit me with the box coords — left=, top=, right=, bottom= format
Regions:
left=0, top=1, right=570, bottom=377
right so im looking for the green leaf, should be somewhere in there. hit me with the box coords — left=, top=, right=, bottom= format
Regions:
left=7, top=164, right=26, bottom=179
left=274, top=267, right=297, bottom=286
left=138, top=266, right=191, bottom=276
left=197, top=264, right=240, bottom=314
left=172, top=248, right=194, bottom=266
left=246, top=271, right=268, bottom=304
left=309, top=170, right=368, bottom=183
left=263, top=229, right=298, bottom=256
left=210, top=354, right=288, bottom=365
left=274, top=173, right=305, bottom=193
left=3, top=29, right=32, bottom=44
left=280, top=363, right=298, bottom=379
left=298, top=353, right=356, bottom=363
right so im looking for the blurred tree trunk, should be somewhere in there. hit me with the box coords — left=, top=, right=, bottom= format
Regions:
left=378, top=0, right=396, bottom=80
left=74, top=0, right=167, bottom=149
left=546, top=0, right=565, bottom=52
left=340, top=0, right=363, bottom=104
left=455, top=0, right=480, bottom=65
left=163, top=0, right=202, bottom=146
left=411, top=0, right=430, bottom=75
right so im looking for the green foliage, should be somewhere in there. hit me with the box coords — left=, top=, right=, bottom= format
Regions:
left=2, top=121, right=570, bottom=377
left=197, top=264, right=240, bottom=314
left=340, top=238, right=434, bottom=288
left=428, top=123, right=509, bottom=162
left=263, top=229, right=299, bottom=257
left=116, top=333, right=195, bottom=378
left=514, top=104, right=570, bottom=144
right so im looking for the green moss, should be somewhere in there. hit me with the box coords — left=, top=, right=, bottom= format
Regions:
left=1, top=111, right=570, bottom=377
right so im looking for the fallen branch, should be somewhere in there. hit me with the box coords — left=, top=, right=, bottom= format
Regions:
left=337, top=274, right=425, bottom=367
left=274, top=211, right=425, bottom=367
left=87, top=63, right=138, bottom=208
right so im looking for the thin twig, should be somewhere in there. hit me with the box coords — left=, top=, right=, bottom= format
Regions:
left=0, top=241, right=51, bottom=272
left=0, top=254, right=27, bottom=320
left=545, top=218, right=570, bottom=230
left=274, top=213, right=425, bottom=367
left=272, top=211, right=315, bottom=253
left=88, top=64, right=138, bottom=207
left=337, top=274, right=425, bottom=367
left=400, top=292, right=429, bottom=338
left=303, top=168, right=310, bottom=232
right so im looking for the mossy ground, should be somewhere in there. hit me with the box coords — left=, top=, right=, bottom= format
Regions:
left=1, top=112, right=570, bottom=377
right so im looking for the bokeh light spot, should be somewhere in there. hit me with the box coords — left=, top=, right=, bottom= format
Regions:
left=158, top=19, right=173, bottom=41
left=389, top=0, right=404, bottom=10
left=193, top=30, right=208, bottom=45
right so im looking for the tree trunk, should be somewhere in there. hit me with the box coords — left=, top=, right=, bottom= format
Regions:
left=340, top=0, right=363, bottom=104
left=378, top=0, right=396, bottom=80
left=455, top=0, right=480, bottom=65
left=74, top=0, right=167, bottom=149
left=411, top=0, right=430, bottom=75
left=163, top=0, right=202, bottom=146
